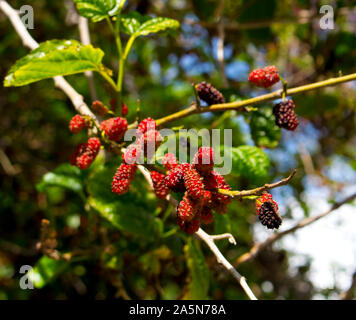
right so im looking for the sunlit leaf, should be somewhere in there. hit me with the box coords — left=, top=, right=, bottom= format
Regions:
left=227, top=145, right=270, bottom=185
left=4, top=40, right=104, bottom=87
left=133, top=17, right=180, bottom=37
left=73, top=0, right=126, bottom=22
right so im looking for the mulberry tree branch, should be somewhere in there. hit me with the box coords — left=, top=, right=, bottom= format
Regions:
left=0, top=0, right=99, bottom=128
left=235, top=192, right=356, bottom=266
left=137, top=164, right=257, bottom=300
left=156, top=73, right=356, bottom=127
left=218, top=169, right=297, bottom=198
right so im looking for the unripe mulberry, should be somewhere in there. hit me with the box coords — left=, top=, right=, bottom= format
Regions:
left=137, top=117, right=157, bottom=133
left=248, top=66, right=280, bottom=88
left=165, top=163, right=190, bottom=192
left=177, top=192, right=197, bottom=222
left=177, top=214, right=200, bottom=234
left=100, top=117, right=128, bottom=141
left=70, top=137, right=101, bottom=170
left=193, top=147, right=214, bottom=176
left=255, top=193, right=281, bottom=229
left=162, top=153, right=179, bottom=171
left=273, top=99, right=299, bottom=131
left=69, top=115, right=91, bottom=133
left=91, top=100, right=109, bottom=116
left=150, top=171, right=170, bottom=199
left=200, top=206, right=214, bottom=224
left=196, top=82, right=225, bottom=105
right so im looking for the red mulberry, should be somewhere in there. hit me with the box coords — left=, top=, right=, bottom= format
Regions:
left=248, top=66, right=280, bottom=88
left=177, top=214, right=200, bottom=234
left=69, top=115, right=91, bottom=133
left=137, top=118, right=157, bottom=134
left=165, top=163, right=190, bottom=193
left=123, top=144, right=142, bottom=165
left=184, top=167, right=206, bottom=200
left=121, top=102, right=129, bottom=116
left=193, top=147, right=214, bottom=176
left=273, top=99, right=299, bottom=131
left=162, top=153, right=179, bottom=171
left=100, top=117, right=128, bottom=141
left=200, top=206, right=214, bottom=225
left=177, top=192, right=198, bottom=222
left=112, top=163, right=137, bottom=195
left=70, top=137, right=101, bottom=170
left=150, top=171, right=170, bottom=199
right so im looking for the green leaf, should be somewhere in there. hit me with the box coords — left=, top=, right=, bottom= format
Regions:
left=228, top=145, right=270, bottom=185
left=87, top=164, right=161, bottom=240
left=73, top=0, right=126, bottom=22
left=133, top=17, right=180, bottom=37
left=184, top=238, right=209, bottom=299
left=250, top=106, right=281, bottom=148
left=28, top=256, right=69, bottom=289
left=36, top=163, right=83, bottom=193
left=4, top=40, right=104, bottom=87
left=120, top=12, right=151, bottom=35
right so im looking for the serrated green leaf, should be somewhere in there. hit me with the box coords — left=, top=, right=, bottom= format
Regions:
left=73, top=0, right=126, bottom=22
left=184, top=238, right=209, bottom=299
left=250, top=106, right=281, bottom=148
left=120, top=12, right=151, bottom=35
left=134, top=17, right=180, bottom=37
left=4, top=40, right=104, bottom=87
left=28, top=256, right=69, bottom=289
left=228, top=145, right=270, bottom=185
left=87, top=164, right=161, bottom=240
left=36, top=163, right=83, bottom=193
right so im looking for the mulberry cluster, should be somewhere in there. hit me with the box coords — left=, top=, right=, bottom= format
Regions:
left=196, top=82, right=225, bottom=105
left=248, top=66, right=280, bottom=88
left=70, top=137, right=101, bottom=170
left=112, top=118, right=164, bottom=197
left=255, top=193, right=282, bottom=229
left=69, top=115, right=92, bottom=134
left=163, top=148, right=231, bottom=234
left=273, top=99, right=299, bottom=131
left=100, top=117, right=128, bottom=142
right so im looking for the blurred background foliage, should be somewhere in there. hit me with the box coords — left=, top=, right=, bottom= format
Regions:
left=0, top=0, right=355, bottom=300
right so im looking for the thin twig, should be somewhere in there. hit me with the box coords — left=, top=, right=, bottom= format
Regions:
left=78, top=16, right=97, bottom=100
left=219, top=169, right=297, bottom=198
left=235, top=192, right=356, bottom=266
left=196, top=228, right=257, bottom=300
left=0, top=0, right=99, bottom=129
